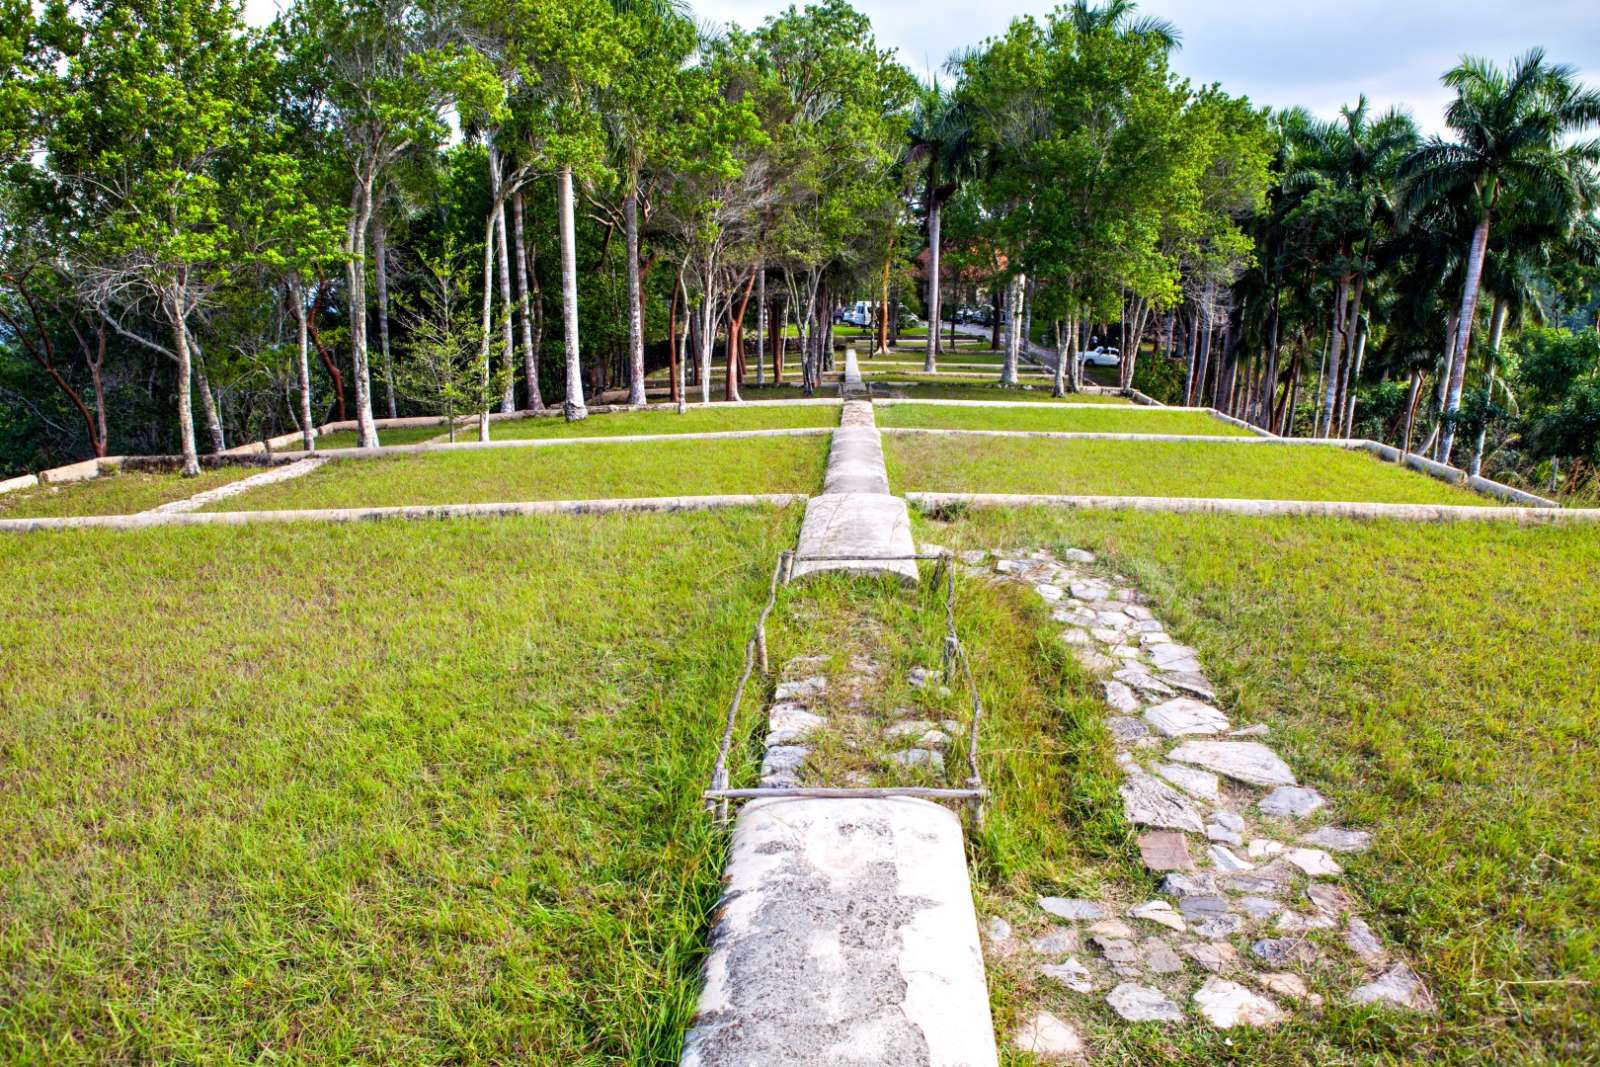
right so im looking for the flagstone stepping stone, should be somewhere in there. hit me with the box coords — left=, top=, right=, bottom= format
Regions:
left=1344, top=917, right=1387, bottom=965
left=1161, top=872, right=1219, bottom=898
left=1142, top=937, right=1184, bottom=974
left=1123, top=603, right=1154, bottom=620
left=1130, top=619, right=1165, bottom=634
left=1160, top=671, right=1216, bottom=699
left=1251, top=937, right=1322, bottom=969
left=765, top=703, right=827, bottom=745
left=1237, top=896, right=1282, bottom=920
left=1168, top=741, right=1296, bottom=787
left=1306, top=884, right=1354, bottom=915
left=1091, top=936, right=1141, bottom=969
left=1350, top=964, right=1434, bottom=1012
left=1060, top=628, right=1092, bottom=646
left=1148, top=643, right=1199, bottom=667
left=958, top=549, right=988, bottom=565
left=1063, top=548, right=1096, bottom=563
left=1129, top=900, right=1186, bottom=932
left=1259, top=786, right=1325, bottom=818
left=1071, top=581, right=1111, bottom=601
left=1177, top=895, right=1229, bottom=920
left=1208, top=845, right=1254, bottom=872
left=1012, top=1011, right=1085, bottom=1060
left=773, top=676, right=827, bottom=701
left=1114, top=667, right=1175, bottom=695
left=1138, top=831, right=1195, bottom=872
left=887, top=748, right=944, bottom=771
left=1091, top=626, right=1124, bottom=644
left=983, top=917, right=1014, bottom=950
left=1039, top=897, right=1106, bottom=922
left=1221, top=859, right=1299, bottom=898
left=1035, top=583, right=1065, bottom=602
left=1247, top=839, right=1285, bottom=860
left=1259, top=972, right=1323, bottom=1007
left=760, top=745, right=809, bottom=779
left=1144, top=697, right=1231, bottom=737
left=1275, top=910, right=1337, bottom=934
left=1088, top=919, right=1135, bottom=939
left=1230, top=723, right=1271, bottom=737
left=885, top=719, right=938, bottom=739
left=1205, top=809, right=1245, bottom=846
left=1194, top=977, right=1284, bottom=1028
left=1155, top=762, right=1221, bottom=801
left=1121, top=774, right=1205, bottom=833
left=1103, top=680, right=1140, bottom=714
left=1073, top=649, right=1117, bottom=674
left=1302, top=826, right=1373, bottom=853
left=1284, top=847, right=1342, bottom=877
left=1108, top=716, right=1150, bottom=743
left=1107, top=982, right=1184, bottom=1023
left=1194, top=914, right=1246, bottom=939
left=1039, top=957, right=1096, bottom=993
left=1031, top=928, right=1078, bottom=956
left=1182, top=941, right=1239, bottom=973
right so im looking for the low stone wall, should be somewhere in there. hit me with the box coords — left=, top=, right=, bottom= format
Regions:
left=908, top=492, right=1600, bottom=525
left=274, top=426, right=834, bottom=462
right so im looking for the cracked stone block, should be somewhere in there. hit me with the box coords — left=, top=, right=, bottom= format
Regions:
left=1091, top=937, right=1140, bottom=968
left=1177, top=894, right=1229, bottom=920
left=887, top=748, right=944, bottom=771
left=1208, top=844, right=1255, bottom=872
left=1070, top=582, right=1111, bottom=601
left=1108, top=716, right=1150, bottom=743
left=1230, top=723, right=1271, bottom=737
left=1114, top=667, right=1175, bottom=695
left=1129, top=900, right=1186, bottom=932
left=1275, top=910, right=1337, bottom=934
left=1350, top=964, right=1434, bottom=1013
left=1053, top=605, right=1099, bottom=627
left=1247, top=838, right=1286, bottom=860
left=1073, top=649, right=1117, bottom=674
left=1160, top=671, right=1216, bottom=699
left=1038, top=897, right=1105, bottom=922
left=1193, top=914, right=1246, bottom=939
left=1103, top=680, right=1140, bottom=713
left=1039, top=957, right=1095, bottom=994
left=1160, top=872, right=1220, bottom=898
left=1121, top=774, right=1205, bottom=833
left=1182, top=941, right=1239, bottom=973
left=1221, top=859, right=1299, bottom=898
left=766, top=703, right=827, bottom=745
left=1260, top=972, right=1322, bottom=1007
left=1344, top=917, right=1387, bottom=965
left=1284, top=847, right=1342, bottom=878
left=1059, top=628, right=1092, bottom=647
left=1302, top=826, right=1373, bottom=853
left=1205, top=809, right=1245, bottom=846
left=1123, top=603, right=1154, bottom=620
left=1168, top=741, right=1297, bottom=787
left=1306, top=884, right=1354, bottom=915
left=1194, top=977, right=1284, bottom=1028
left=1148, top=643, right=1199, bottom=667
left=773, top=675, right=827, bottom=702
left=1156, top=762, right=1222, bottom=801
left=1106, top=982, right=1184, bottom=1023
left=1088, top=919, right=1135, bottom=939
left=1031, top=928, right=1078, bottom=956
left=1251, top=937, right=1322, bottom=969
left=1063, top=548, right=1096, bottom=563
left=1258, top=786, right=1325, bottom=818
left=1138, top=831, right=1195, bottom=872
left=1144, top=697, right=1231, bottom=737
left=983, top=917, right=1014, bottom=951
left=1141, top=937, right=1183, bottom=974
left=1238, top=896, right=1282, bottom=920
left=760, top=745, right=809, bottom=778
left=1012, top=1011, right=1084, bottom=1060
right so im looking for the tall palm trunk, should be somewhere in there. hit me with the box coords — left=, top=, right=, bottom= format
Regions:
left=1469, top=298, right=1509, bottom=477
left=477, top=208, right=496, bottom=441
left=1440, top=207, right=1494, bottom=462
left=373, top=212, right=398, bottom=419
left=667, top=270, right=681, bottom=405
left=345, top=180, right=379, bottom=448
left=756, top=269, right=766, bottom=385
left=290, top=279, right=315, bottom=451
left=494, top=200, right=517, bottom=414
left=558, top=165, right=587, bottom=421
left=512, top=191, right=543, bottom=410
left=1320, top=276, right=1348, bottom=437
left=167, top=281, right=199, bottom=476
left=1402, top=368, right=1424, bottom=457
left=1001, top=273, right=1024, bottom=385
left=923, top=188, right=941, bottom=373
left=623, top=183, right=646, bottom=406
left=876, top=250, right=891, bottom=355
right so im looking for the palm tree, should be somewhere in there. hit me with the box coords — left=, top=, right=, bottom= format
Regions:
left=1399, top=49, right=1600, bottom=462
left=905, top=78, right=973, bottom=373
left=1066, top=0, right=1181, bottom=51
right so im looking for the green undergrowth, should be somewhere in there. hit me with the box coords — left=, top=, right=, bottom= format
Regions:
left=201, top=435, right=831, bottom=511
left=922, top=506, right=1600, bottom=1064
left=877, top=404, right=1252, bottom=436
left=0, top=466, right=257, bottom=519
left=886, top=435, right=1493, bottom=506
left=0, top=507, right=800, bottom=1063
left=489, top=404, right=838, bottom=441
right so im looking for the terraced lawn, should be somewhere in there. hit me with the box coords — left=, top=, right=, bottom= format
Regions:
left=878, top=404, right=1252, bottom=436
left=885, top=436, right=1491, bottom=505
left=0, top=466, right=258, bottom=519
left=921, top=507, right=1600, bottom=1063
left=0, top=508, right=798, bottom=1062
left=869, top=382, right=1132, bottom=405
left=314, top=424, right=449, bottom=449
left=490, top=404, right=837, bottom=440
left=203, top=435, right=831, bottom=511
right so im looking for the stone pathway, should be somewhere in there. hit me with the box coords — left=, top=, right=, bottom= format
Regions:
left=954, top=546, right=1433, bottom=1057
left=144, top=457, right=327, bottom=514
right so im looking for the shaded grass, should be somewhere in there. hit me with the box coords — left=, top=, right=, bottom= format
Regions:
left=877, top=404, right=1252, bottom=437
left=923, top=507, right=1600, bottom=1064
left=885, top=435, right=1492, bottom=505
left=869, top=382, right=1131, bottom=405
left=316, top=425, right=449, bottom=449
left=201, top=436, right=831, bottom=512
left=0, top=467, right=257, bottom=519
left=861, top=370, right=1053, bottom=385
left=489, top=404, right=837, bottom=441
left=0, top=508, right=800, bottom=1063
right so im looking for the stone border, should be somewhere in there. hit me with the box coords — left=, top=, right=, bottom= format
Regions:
left=0, top=494, right=807, bottom=534
left=907, top=492, right=1600, bottom=525
left=272, top=426, right=835, bottom=462
left=144, top=457, right=328, bottom=515
left=874, top=397, right=1172, bottom=410
left=881, top=429, right=1339, bottom=444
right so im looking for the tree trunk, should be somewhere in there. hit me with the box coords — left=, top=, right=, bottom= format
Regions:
left=923, top=195, right=941, bottom=372
left=727, top=269, right=756, bottom=403
left=1402, top=368, right=1424, bottom=457
left=1320, top=277, right=1348, bottom=437
left=373, top=210, right=398, bottom=419
left=558, top=165, right=587, bottom=420
left=1469, top=297, right=1509, bottom=477
left=1022, top=274, right=1035, bottom=355
left=168, top=286, right=199, bottom=476
left=1341, top=322, right=1368, bottom=438
left=698, top=292, right=714, bottom=405
left=290, top=280, right=315, bottom=451
left=876, top=250, right=890, bottom=355
left=623, top=184, right=646, bottom=405
left=512, top=191, right=543, bottom=410
left=477, top=207, right=496, bottom=441
left=668, top=273, right=681, bottom=404
left=990, top=288, right=1002, bottom=351
left=773, top=295, right=786, bottom=383
left=493, top=177, right=517, bottom=414
left=675, top=270, right=690, bottom=413
left=1001, top=273, right=1024, bottom=386
left=1440, top=208, right=1494, bottom=461
left=756, top=269, right=766, bottom=385
left=190, top=336, right=226, bottom=453
left=1311, top=320, right=1331, bottom=437
left=345, top=180, right=379, bottom=448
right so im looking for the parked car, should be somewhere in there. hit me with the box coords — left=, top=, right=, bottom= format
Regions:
left=1080, top=345, right=1121, bottom=367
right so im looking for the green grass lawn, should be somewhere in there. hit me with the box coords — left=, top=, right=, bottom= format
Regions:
left=0, top=508, right=798, bottom=1062
left=637, top=383, right=816, bottom=402
left=885, top=436, right=1491, bottom=505
left=870, top=382, right=1131, bottom=405
left=489, top=404, right=837, bottom=441
left=921, top=507, right=1600, bottom=1063
left=860, top=370, right=1053, bottom=386
left=315, top=424, right=449, bottom=449
left=878, top=404, right=1252, bottom=436
left=202, top=436, right=830, bottom=511
left=0, top=467, right=257, bottom=519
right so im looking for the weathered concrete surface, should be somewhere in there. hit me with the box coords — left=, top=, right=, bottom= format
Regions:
left=792, top=493, right=919, bottom=583
left=0, top=494, right=807, bottom=533
left=145, top=457, right=328, bottom=514
left=907, top=492, right=1600, bottom=525
left=273, top=426, right=834, bottom=462
left=824, top=426, right=892, bottom=495
left=681, top=797, right=997, bottom=1067
left=0, top=473, right=39, bottom=495
left=841, top=347, right=869, bottom=398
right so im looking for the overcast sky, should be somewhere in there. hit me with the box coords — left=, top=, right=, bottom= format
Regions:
left=246, top=0, right=1600, bottom=135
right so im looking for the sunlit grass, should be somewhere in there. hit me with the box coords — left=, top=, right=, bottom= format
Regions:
left=489, top=404, right=837, bottom=441
left=877, top=404, right=1251, bottom=436
left=0, top=467, right=257, bottom=519
left=870, top=383, right=1131, bottom=404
